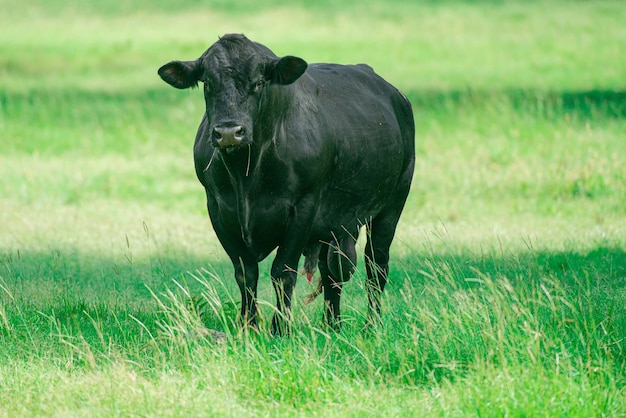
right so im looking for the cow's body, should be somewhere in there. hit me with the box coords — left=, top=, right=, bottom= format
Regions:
left=159, top=34, right=415, bottom=333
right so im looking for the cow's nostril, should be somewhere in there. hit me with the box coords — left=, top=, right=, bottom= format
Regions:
left=214, top=125, right=245, bottom=147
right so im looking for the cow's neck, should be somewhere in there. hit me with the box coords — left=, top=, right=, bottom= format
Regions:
left=218, top=144, right=264, bottom=243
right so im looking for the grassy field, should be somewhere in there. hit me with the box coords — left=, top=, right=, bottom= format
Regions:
left=1, top=0, right=626, bottom=415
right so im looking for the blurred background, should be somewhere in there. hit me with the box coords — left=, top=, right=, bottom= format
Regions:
left=0, top=1, right=625, bottom=415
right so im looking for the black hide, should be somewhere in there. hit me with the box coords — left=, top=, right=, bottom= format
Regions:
left=159, top=34, right=415, bottom=334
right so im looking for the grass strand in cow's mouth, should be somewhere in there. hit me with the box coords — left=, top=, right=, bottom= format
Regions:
left=203, top=148, right=218, bottom=172
left=246, top=143, right=251, bottom=177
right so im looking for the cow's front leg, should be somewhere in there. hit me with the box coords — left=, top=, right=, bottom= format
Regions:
left=207, top=196, right=260, bottom=331
left=233, top=256, right=259, bottom=330
left=269, top=199, right=316, bottom=336
left=269, top=249, right=300, bottom=336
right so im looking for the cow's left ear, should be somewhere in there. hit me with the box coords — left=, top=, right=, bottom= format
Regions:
left=268, top=56, right=308, bottom=85
left=158, top=60, right=200, bottom=89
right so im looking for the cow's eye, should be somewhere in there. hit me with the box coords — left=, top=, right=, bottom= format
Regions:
left=253, top=79, right=264, bottom=93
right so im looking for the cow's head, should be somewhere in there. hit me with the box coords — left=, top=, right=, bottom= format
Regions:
left=158, top=34, right=307, bottom=151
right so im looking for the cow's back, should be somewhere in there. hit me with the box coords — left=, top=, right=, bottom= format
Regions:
left=285, top=63, right=415, bottom=238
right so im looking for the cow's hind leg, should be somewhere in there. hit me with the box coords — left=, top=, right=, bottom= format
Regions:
left=319, top=235, right=357, bottom=328
left=364, top=209, right=404, bottom=326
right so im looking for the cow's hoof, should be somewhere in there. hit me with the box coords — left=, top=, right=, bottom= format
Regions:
left=195, top=327, right=227, bottom=344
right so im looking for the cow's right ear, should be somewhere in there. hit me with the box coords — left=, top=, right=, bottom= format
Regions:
left=158, top=60, right=199, bottom=89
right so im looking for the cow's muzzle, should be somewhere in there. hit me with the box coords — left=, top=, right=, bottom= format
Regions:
left=213, top=125, right=246, bottom=149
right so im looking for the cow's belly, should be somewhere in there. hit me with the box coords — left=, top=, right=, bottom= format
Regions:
left=310, top=204, right=377, bottom=242
left=312, top=161, right=403, bottom=233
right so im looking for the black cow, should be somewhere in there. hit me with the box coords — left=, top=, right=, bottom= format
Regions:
left=159, top=34, right=415, bottom=334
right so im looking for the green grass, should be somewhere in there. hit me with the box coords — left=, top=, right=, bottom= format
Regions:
left=1, top=0, right=626, bottom=415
